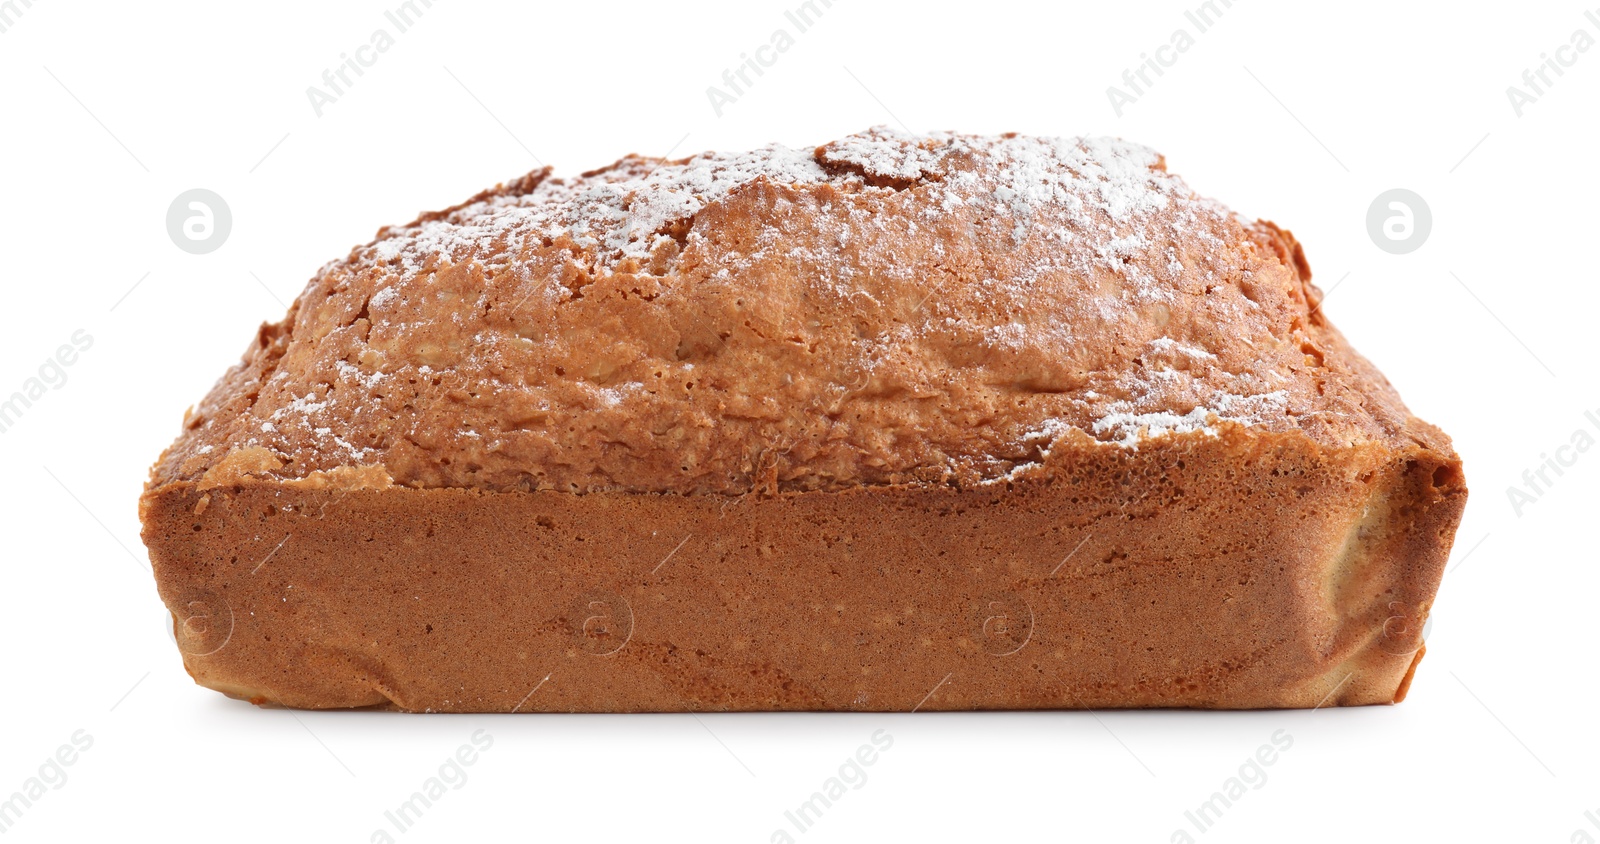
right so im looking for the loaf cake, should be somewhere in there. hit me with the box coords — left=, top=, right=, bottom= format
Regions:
left=140, top=127, right=1466, bottom=711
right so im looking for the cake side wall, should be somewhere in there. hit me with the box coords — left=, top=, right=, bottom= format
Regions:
left=140, top=429, right=1464, bottom=711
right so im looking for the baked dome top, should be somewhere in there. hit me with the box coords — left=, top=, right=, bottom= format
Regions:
left=153, top=127, right=1447, bottom=495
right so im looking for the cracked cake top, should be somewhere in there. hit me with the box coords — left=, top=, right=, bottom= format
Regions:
left=150, top=126, right=1447, bottom=496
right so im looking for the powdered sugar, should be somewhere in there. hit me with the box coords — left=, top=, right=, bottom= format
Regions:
left=369, top=287, right=398, bottom=308
left=979, top=133, right=1170, bottom=232
left=984, top=322, right=1030, bottom=349
left=1148, top=337, right=1216, bottom=360
left=358, top=127, right=1183, bottom=281
left=272, top=392, right=330, bottom=420
left=367, top=143, right=835, bottom=276
left=335, top=360, right=386, bottom=390
left=1091, top=390, right=1291, bottom=449
left=820, top=127, right=947, bottom=180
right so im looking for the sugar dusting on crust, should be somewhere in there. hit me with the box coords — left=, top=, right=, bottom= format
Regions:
left=821, top=128, right=948, bottom=181
left=1089, top=390, right=1292, bottom=449
left=364, top=126, right=1186, bottom=281
left=156, top=126, right=1410, bottom=495
left=369, top=143, right=833, bottom=276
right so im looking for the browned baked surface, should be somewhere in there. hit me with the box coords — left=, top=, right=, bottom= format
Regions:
left=140, top=128, right=1466, bottom=710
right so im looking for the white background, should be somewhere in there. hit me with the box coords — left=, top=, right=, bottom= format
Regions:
left=1, top=0, right=1595, bottom=841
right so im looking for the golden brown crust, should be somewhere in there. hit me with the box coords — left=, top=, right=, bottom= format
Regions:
left=143, top=427, right=1464, bottom=711
left=139, top=128, right=1467, bottom=710
left=149, top=128, right=1439, bottom=497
